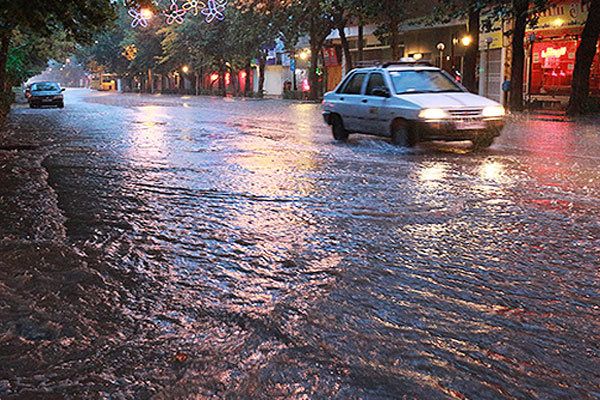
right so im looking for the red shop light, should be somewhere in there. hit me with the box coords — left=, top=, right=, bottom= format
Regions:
left=301, top=78, right=310, bottom=92
left=541, top=47, right=567, bottom=58
left=225, top=72, right=231, bottom=86
left=210, top=73, right=219, bottom=82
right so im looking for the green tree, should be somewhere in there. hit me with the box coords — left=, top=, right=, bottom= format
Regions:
left=368, top=0, right=407, bottom=60
left=6, top=30, right=76, bottom=87
left=0, top=0, right=143, bottom=90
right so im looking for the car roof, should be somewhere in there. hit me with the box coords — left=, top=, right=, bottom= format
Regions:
left=350, top=65, right=441, bottom=74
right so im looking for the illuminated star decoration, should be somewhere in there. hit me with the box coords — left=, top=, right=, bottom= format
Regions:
left=201, top=0, right=227, bottom=23
left=128, top=8, right=151, bottom=28
left=163, top=1, right=187, bottom=25
left=182, top=0, right=205, bottom=16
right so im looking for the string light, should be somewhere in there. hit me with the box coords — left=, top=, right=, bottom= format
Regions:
left=129, top=0, right=228, bottom=28
left=182, top=0, right=205, bottom=16
left=128, top=8, right=152, bottom=28
left=201, top=0, right=227, bottom=23
left=163, top=2, right=187, bottom=25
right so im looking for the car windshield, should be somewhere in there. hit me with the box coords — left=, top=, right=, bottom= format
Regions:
left=389, top=70, right=463, bottom=94
left=31, top=83, right=60, bottom=92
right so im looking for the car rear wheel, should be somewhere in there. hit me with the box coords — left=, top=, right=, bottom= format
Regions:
left=391, top=120, right=416, bottom=147
left=471, top=135, right=495, bottom=149
left=58, top=102, right=64, bottom=109
left=331, top=114, right=349, bottom=141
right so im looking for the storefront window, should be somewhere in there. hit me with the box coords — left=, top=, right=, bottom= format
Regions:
left=529, top=40, right=600, bottom=96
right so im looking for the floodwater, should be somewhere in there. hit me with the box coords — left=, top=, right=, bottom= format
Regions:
left=1, top=89, right=599, bottom=399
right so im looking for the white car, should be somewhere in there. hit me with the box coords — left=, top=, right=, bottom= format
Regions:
left=322, top=61, right=505, bottom=148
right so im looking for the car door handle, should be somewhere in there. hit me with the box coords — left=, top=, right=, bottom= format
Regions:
left=362, top=99, right=368, bottom=103
left=340, top=97, right=344, bottom=101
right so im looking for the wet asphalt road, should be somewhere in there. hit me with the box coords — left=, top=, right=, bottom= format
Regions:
left=1, top=88, right=599, bottom=399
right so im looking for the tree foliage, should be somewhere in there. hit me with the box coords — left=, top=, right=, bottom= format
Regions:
left=0, top=0, right=140, bottom=89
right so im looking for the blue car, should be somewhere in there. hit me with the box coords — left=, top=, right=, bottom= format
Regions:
left=27, top=82, right=65, bottom=109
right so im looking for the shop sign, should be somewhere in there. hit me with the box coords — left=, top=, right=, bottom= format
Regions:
left=529, top=0, right=589, bottom=31
left=479, top=17, right=504, bottom=51
left=322, top=47, right=340, bottom=67
left=541, top=46, right=567, bottom=58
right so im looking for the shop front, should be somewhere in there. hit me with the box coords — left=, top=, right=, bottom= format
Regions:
left=524, top=0, right=600, bottom=106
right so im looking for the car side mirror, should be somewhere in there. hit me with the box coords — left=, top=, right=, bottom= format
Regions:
left=371, top=87, right=390, bottom=98
left=61, top=88, right=66, bottom=92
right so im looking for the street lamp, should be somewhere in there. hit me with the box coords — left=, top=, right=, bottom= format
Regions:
left=461, top=35, right=473, bottom=47
left=182, top=65, right=189, bottom=73
left=299, top=50, right=310, bottom=61
left=436, top=43, right=445, bottom=69
left=141, top=8, right=153, bottom=19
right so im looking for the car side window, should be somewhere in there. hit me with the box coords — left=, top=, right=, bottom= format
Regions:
left=365, top=73, right=388, bottom=96
left=341, top=73, right=367, bottom=95
left=336, top=73, right=354, bottom=93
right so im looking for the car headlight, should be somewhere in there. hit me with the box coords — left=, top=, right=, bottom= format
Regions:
left=418, top=108, right=448, bottom=120
left=482, top=106, right=505, bottom=117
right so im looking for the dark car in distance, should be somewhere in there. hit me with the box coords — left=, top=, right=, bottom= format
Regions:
left=27, top=82, right=65, bottom=108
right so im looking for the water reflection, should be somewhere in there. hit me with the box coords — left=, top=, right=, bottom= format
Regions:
left=129, top=106, right=170, bottom=162
left=4, top=90, right=600, bottom=399
left=418, top=162, right=447, bottom=188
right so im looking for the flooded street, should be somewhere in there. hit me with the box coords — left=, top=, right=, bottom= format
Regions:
left=1, top=88, right=599, bottom=399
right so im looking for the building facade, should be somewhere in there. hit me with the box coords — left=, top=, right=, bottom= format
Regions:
left=480, top=0, right=599, bottom=108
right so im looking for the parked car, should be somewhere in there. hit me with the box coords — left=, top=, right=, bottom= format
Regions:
left=322, top=60, right=505, bottom=148
left=27, top=82, right=65, bottom=109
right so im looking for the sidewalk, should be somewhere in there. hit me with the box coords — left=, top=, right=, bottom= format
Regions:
left=0, top=109, right=66, bottom=243
left=0, top=108, right=141, bottom=399
left=511, top=109, right=600, bottom=123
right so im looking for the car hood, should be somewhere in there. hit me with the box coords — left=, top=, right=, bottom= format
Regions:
left=31, top=91, right=61, bottom=96
left=398, top=92, right=500, bottom=108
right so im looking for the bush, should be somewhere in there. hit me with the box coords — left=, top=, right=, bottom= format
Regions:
left=0, top=92, right=14, bottom=128
left=283, top=90, right=308, bottom=100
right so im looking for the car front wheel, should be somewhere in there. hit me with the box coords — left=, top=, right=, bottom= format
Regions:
left=391, top=120, right=416, bottom=147
left=471, top=135, right=495, bottom=149
left=331, top=114, right=349, bottom=141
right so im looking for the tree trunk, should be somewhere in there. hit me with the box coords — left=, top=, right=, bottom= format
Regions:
left=389, top=15, right=401, bottom=60
left=258, top=53, right=266, bottom=98
left=219, top=64, right=226, bottom=97
left=244, top=60, right=251, bottom=96
left=148, top=69, right=154, bottom=94
left=566, top=0, right=600, bottom=115
left=462, top=8, right=480, bottom=93
left=358, top=24, right=364, bottom=62
left=0, top=34, right=10, bottom=93
left=309, top=34, right=322, bottom=101
left=509, top=0, right=528, bottom=111
left=336, top=17, right=352, bottom=72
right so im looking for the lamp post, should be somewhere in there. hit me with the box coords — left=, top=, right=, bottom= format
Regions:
left=451, top=35, right=458, bottom=71
left=485, top=36, right=493, bottom=97
left=460, top=35, right=472, bottom=78
left=437, top=43, right=446, bottom=69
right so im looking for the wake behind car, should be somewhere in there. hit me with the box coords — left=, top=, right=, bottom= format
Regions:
left=28, top=82, right=65, bottom=109
left=322, top=60, right=505, bottom=148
